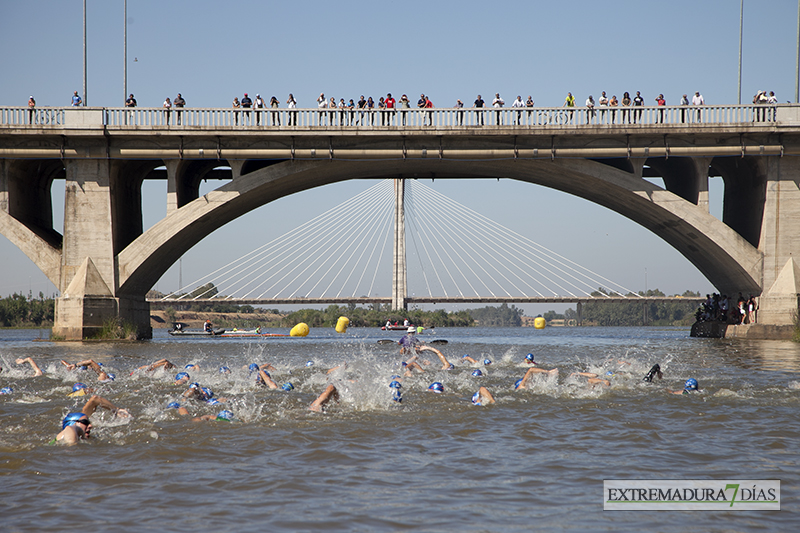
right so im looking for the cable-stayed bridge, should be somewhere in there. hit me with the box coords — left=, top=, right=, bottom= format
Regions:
left=155, top=179, right=693, bottom=310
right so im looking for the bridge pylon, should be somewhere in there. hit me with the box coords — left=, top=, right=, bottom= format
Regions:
left=392, top=178, right=407, bottom=310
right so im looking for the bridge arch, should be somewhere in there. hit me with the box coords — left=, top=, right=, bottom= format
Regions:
left=116, top=157, right=762, bottom=298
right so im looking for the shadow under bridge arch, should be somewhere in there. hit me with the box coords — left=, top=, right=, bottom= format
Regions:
left=116, top=157, right=762, bottom=297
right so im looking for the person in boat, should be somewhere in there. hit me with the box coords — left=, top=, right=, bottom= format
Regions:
left=55, top=395, right=130, bottom=445
left=15, top=357, right=44, bottom=377
left=203, top=319, right=213, bottom=333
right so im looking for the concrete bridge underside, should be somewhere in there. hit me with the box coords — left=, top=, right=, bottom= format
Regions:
left=2, top=131, right=799, bottom=338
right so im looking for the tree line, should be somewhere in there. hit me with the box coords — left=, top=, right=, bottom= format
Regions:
left=0, top=292, right=55, bottom=327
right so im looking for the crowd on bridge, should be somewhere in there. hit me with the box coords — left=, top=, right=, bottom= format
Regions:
left=20, top=88, right=783, bottom=126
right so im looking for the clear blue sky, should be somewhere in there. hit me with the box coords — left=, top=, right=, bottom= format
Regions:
left=1, top=0, right=798, bottom=314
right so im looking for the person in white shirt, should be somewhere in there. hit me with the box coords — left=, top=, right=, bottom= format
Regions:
left=598, top=91, right=608, bottom=122
left=767, top=91, right=778, bottom=121
left=586, top=95, right=596, bottom=122
left=286, top=93, right=297, bottom=126
left=691, top=91, right=704, bottom=122
left=492, top=93, right=505, bottom=125
left=511, top=95, right=525, bottom=125
left=317, top=93, right=327, bottom=125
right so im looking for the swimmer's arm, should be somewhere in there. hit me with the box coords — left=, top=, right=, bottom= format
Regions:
left=309, top=384, right=339, bottom=412
left=462, top=356, right=478, bottom=364
left=191, top=414, right=216, bottom=422
left=75, top=359, right=102, bottom=374
left=571, top=372, right=598, bottom=378
left=478, top=386, right=496, bottom=404
left=587, top=378, right=611, bottom=387
left=258, top=369, right=278, bottom=389
left=15, top=357, right=43, bottom=376
left=419, top=346, right=451, bottom=369
left=82, top=395, right=129, bottom=417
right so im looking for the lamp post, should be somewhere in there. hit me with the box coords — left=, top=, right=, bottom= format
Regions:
left=124, top=0, right=127, bottom=105
left=737, top=0, right=743, bottom=105
left=83, top=0, right=87, bottom=106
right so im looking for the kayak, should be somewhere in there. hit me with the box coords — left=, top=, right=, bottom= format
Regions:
left=168, top=328, right=226, bottom=336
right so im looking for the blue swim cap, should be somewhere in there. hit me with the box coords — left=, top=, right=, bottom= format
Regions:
left=175, top=372, right=189, bottom=381
left=472, top=369, right=483, bottom=377
left=248, top=363, right=260, bottom=373
left=483, top=359, right=492, bottom=366
left=390, top=375, right=401, bottom=379
left=461, top=354, right=470, bottom=359
left=471, top=391, right=482, bottom=405
left=62, top=412, right=88, bottom=429
left=281, top=382, right=294, bottom=391
left=201, top=387, right=213, bottom=399
left=103, top=373, right=116, bottom=381
left=305, top=361, right=314, bottom=367
left=216, top=409, right=233, bottom=421
left=72, top=382, right=87, bottom=392
left=514, top=378, right=524, bottom=389
left=389, top=380, right=402, bottom=389
left=525, top=353, right=535, bottom=362
left=167, top=402, right=181, bottom=409
left=685, top=378, right=698, bottom=390
left=401, top=361, right=408, bottom=367
left=606, top=371, right=615, bottom=376
left=392, top=392, right=402, bottom=402
left=206, top=398, right=220, bottom=405
left=0, top=387, right=12, bottom=394
left=428, top=382, right=444, bottom=393
left=190, top=382, right=200, bottom=389
left=79, top=365, right=88, bottom=370
left=219, top=366, right=230, bottom=374
left=184, top=364, right=195, bottom=369
left=447, top=363, right=455, bottom=370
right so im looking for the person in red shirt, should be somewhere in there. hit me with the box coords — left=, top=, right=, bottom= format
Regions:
left=385, top=93, right=396, bottom=126
left=655, top=94, right=666, bottom=123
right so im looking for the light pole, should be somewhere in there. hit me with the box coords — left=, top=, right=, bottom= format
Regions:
left=124, top=0, right=127, bottom=105
left=738, top=0, right=743, bottom=105
left=796, top=0, right=800, bottom=102
left=83, top=0, right=87, bottom=105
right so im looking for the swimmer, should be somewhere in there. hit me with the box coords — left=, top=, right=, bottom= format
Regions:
left=399, top=327, right=422, bottom=355
left=524, top=353, right=537, bottom=365
left=192, top=409, right=234, bottom=423
left=61, top=358, right=113, bottom=381
left=418, top=346, right=453, bottom=370
left=569, top=372, right=611, bottom=387
left=174, top=371, right=191, bottom=385
left=642, top=364, right=663, bottom=382
left=244, top=362, right=277, bottom=373
left=136, top=359, right=176, bottom=372
left=182, top=383, right=226, bottom=403
left=309, top=384, right=339, bottom=412
left=669, top=378, right=702, bottom=395
left=256, top=368, right=279, bottom=389
left=472, top=386, right=495, bottom=406
left=514, top=366, right=559, bottom=390
left=15, top=357, right=43, bottom=377
left=55, top=395, right=130, bottom=445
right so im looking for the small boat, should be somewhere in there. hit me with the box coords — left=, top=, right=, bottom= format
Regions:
left=382, top=324, right=414, bottom=331
left=168, top=328, right=226, bottom=336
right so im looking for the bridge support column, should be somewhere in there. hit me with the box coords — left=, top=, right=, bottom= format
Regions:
left=392, top=178, right=407, bottom=310
left=52, top=159, right=151, bottom=339
left=576, top=302, right=582, bottom=326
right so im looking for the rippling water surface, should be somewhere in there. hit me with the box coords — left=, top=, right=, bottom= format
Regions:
left=1, top=326, right=798, bottom=531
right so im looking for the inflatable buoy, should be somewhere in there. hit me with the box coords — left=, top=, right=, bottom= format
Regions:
left=290, top=323, right=310, bottom=337
left=335, top=316, right=350, bottom=333
left=533, top=317, right=546, bottom=329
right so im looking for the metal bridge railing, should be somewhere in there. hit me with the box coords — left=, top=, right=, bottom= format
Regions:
left=0, top=104, right=793, bottom=129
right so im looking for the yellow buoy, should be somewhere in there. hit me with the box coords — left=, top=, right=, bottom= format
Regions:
left=533, top=317, right=546, bottom=329
left=290, top=322, right=310, bottom=337
left=335, top=316, right=350, bottom=333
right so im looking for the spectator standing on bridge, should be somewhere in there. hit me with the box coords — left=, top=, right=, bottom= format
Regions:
left=163, top=97, right=171, bottom=125
left=347, top=99, right=355, bottom=125
left=767, top=91, right=778, bottom=121
left=492, top=93, right=504, bottom=125
left=125, top=94, right=137, bottom=108
left=378, top=96, right=387, bottom=126
left=241, top=93, right=252, bottom=125
left=174, top=93, right=185, bottom=124
left=598, top=92, right=608, bottom=121
left=399, top=94, right=410, bottom=125
left=28, top=96, right=35, bottom=124
left=692, top=91, right=704, bottom=122
left=385, top=93, right=396, bottom=126
left=287, top=93, right=297, bottom=125
left=254, top=94, right=265, bottom=126
left=232, top=96, right=241, bottom=125
left=621, top=92, right=631, bottom=123
left=680, top=93, right=689, bottom=123
left=511, top=96, right=524, bottom=125
left=329, top=97, right=338, bottom=125
left=633, top=91, right=644, bottom=123
left=317, top=93, right=327, bottom=125
left=270, top=96, right=280, bottom=126
left=472, top=94, right=485, bottom=125
left=609, top=94, right=618, bottom=123
left=357, top=95, right=367, bottom=125
left=563, top=92, right=575, bottom=123
left=455, top=99, right=465, bottom=126
left=339, top=98, right=348, bottom=125
left=526, top=95, right=535, bottom=122
left=424, top=95, right=434, bottom=126
left=71, top=91, right=82, bottom=106
left=655, top=94, right=666, bottom=123
left=367, top=97, right=376, bottom=125
left=585, top=95, right=595, bottom=122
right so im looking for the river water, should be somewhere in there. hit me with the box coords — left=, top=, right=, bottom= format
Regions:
left=1, top=326, right=798, bottom=531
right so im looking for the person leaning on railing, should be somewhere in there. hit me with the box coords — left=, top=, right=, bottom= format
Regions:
left=174, top=93, right=185, bottom=124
